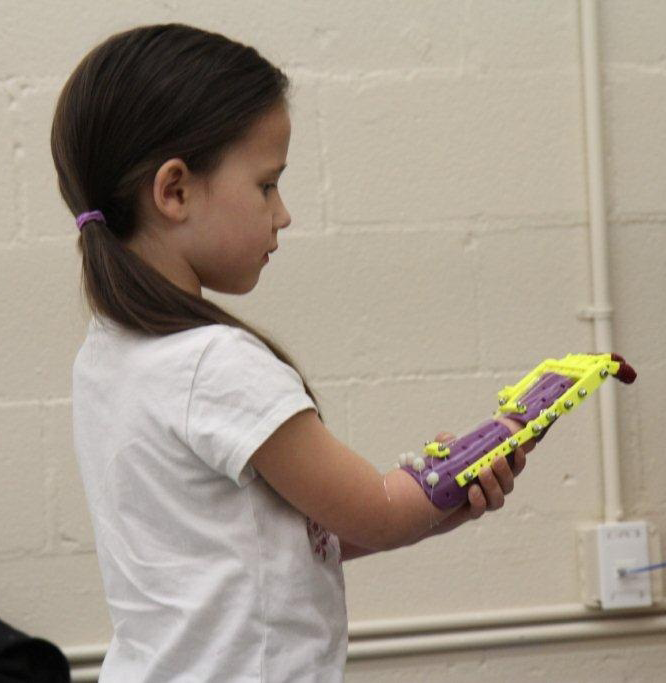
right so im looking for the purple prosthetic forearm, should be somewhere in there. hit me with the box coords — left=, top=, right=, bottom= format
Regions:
left=400, top=419, right=513, bottom=509
left=401, top=373, right=576, bottom=510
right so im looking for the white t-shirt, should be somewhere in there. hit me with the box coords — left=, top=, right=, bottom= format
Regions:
left=72, top=314, right=348, bottom=682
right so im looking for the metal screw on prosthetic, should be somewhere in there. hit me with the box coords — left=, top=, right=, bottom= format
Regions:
left=401, top=352, right=637, bottom=510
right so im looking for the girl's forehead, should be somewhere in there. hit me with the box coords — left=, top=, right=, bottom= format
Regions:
left=243, top=109, right=290, bottom=160
left=218, top=104, right=290, bottom=175
left=254, top=107, right=290, bottom=145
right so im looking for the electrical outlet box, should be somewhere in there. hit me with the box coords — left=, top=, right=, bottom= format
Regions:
left=597, top=521, right=650, bottom=608
left=577, top=521, right=663, bottom=610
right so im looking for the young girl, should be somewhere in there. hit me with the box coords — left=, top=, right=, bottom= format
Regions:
left=52, top=23, right=533, bottom=682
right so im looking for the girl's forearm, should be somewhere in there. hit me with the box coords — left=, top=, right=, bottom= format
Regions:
left=339, top=417, right=525, bottom=560
left=339, top=538, right=379, bottom=561
left=405, top=504, right=471, bottom=543
left=339, top=503, right=471, bottom=561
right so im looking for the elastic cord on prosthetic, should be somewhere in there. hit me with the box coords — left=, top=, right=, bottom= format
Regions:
left=402, top=418, right=514, bottom=516
left=381, top=465, right=465, bottom=541
left=381, top=415, right=504, bottom=538
left=383, top=412, right=476, bottom=534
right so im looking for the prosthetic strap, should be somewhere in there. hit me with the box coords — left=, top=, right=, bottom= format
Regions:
left=399, top=352, right=636, bottom=510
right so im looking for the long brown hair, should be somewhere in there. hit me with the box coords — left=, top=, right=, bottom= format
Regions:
left=51, top=23, right=323, bottom=420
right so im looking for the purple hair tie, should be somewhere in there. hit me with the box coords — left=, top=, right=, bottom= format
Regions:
left=76, top=210, right=106, bottom=231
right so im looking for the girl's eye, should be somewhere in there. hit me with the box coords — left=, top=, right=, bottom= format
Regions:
left=262, top=183, right=277, bottom=195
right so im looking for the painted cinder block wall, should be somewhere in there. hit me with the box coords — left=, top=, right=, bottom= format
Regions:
left=1, top=1, right=665, bottom=680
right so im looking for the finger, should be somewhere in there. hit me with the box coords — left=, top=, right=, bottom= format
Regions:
left=434, top=431, right=456, bottom=444
left=467, top=484, right=487, bottom=519
left=511, top=446, right=527, bottom=476
left=478, top=466, right=505, bottom=510
left=610, top=353, right=637, bottom=384
left=521, top=437, right=537, bottom=455
left=490, top=456, right=514, bottom=495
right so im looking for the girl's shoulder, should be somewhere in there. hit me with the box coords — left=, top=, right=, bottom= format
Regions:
left=195, top=324, right=284, bottom=376
left=189, top=322, right=269, bottom=358
left=78, top=316, right=262, bottom=376
left=87, top=314, right=257, bottom=349
left=79, top=315, right=277, bottom=384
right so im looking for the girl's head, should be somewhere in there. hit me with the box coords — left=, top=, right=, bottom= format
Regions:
left=128, top=99, right=292, bottom=297
left=52, top=22, right=291, bottom=298
left=51, top=23, right=322, bottom=418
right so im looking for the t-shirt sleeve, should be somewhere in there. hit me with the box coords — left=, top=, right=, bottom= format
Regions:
left=185, top=327, right=318, bottom=487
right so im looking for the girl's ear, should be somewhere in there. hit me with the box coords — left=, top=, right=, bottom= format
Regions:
left=152, top=158, right=195, bottom=222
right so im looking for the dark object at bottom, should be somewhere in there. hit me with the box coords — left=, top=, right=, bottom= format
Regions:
left=0, top=618, right=70, bottom=682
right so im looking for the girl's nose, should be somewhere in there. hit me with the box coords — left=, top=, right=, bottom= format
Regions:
left=277, top=205, right=291, bottom=230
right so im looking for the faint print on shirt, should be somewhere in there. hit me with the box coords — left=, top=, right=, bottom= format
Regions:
left=306, top=516, right=340, bottom=564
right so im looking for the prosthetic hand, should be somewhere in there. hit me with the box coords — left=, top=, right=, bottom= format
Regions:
left=399, top=353, right=637, bottom=510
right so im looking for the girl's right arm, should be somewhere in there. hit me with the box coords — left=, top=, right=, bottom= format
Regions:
left=342, top=437, right=528, bottom=559
left=249, top=409, right=523, bottom=552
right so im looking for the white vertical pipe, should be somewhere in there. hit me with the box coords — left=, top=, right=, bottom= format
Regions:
left=579, top=0, right=623, bottom=522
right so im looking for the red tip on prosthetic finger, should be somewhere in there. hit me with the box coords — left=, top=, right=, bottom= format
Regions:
left=609, top=352, right=636, bottom=383
left=587, top=352, right=636, bottom=384
left=615, top=362, right=637, bottom=384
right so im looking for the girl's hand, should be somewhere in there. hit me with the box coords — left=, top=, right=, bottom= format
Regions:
left=434, top=422, right=533, bottom=519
